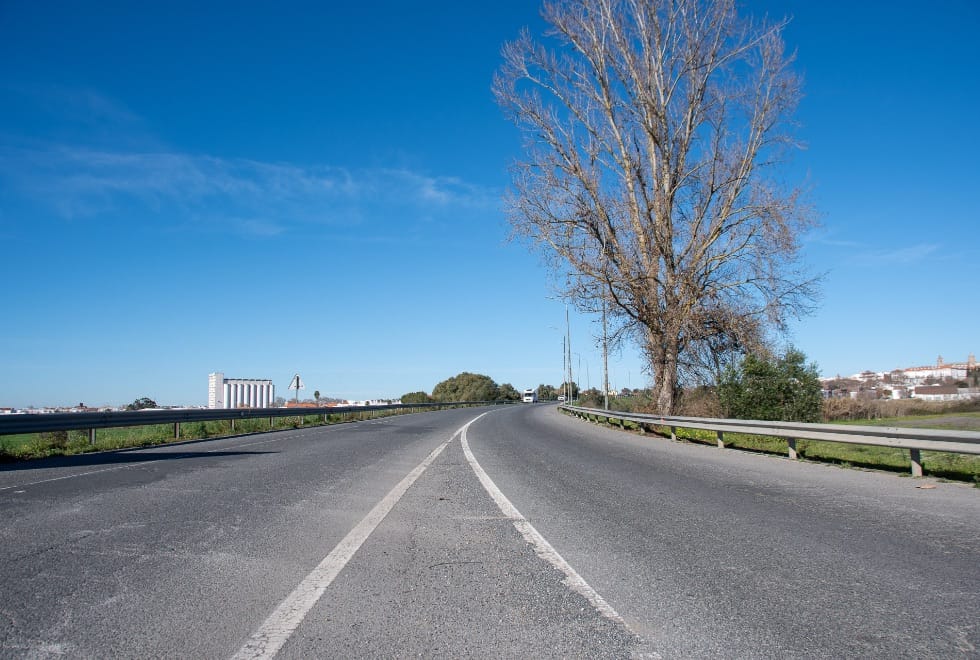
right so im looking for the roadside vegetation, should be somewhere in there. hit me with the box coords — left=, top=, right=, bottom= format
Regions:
left=3, top=371, right=534, bottom=464
left=571, top=408, right=980, bottom=483
left=401, top=372, right=525, bottom=405
left=0, top=408, right=424, bottom=463
left=567, top=353, right=980, bottom=485
left=653, top=424, right=979, bottom=483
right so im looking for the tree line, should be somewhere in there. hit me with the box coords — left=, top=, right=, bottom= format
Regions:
left=401, top=373, right=578, bottom=404
left=404, top=346, right=824, bottom=423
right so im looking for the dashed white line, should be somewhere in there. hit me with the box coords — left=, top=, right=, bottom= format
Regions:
left=230, top=413, right=490, bottom=660
left=9, top=410, right=639, bottom=656
left=460, top=419, right=632, bottom=630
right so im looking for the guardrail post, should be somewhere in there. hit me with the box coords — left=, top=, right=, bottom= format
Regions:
left=787, top=438, right=798, bottom=460
left=89, top=428, right=96, bottom=445
left=670, top=426, right=677, bottom=442
left=909, top=449, right=923, bottom=477
left=230, top=419, right=235, bottom=432
left=716, top=430, right=725, bottom=448
left=174, top=422, right=180, bottom=440
left=269, top=416, right=274, bottom=428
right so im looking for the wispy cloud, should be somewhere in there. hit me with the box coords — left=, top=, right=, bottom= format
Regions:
left=234, top=218, right=287, bottom=237
left=0, top=145, right=499, bottom=236
left=0, top=84, right=499, bottom=237
left=803, top=226, right=862, bottom=249
left=803, top=225, right=943, bottom=267
left=0, top=84, right=157, bottom=150
left=862, top=243, right=941, bottom=265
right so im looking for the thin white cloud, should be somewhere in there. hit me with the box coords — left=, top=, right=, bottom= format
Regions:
left=862, top=243, right=940, bottom=265
left=0, top=145, right=499, bottom=235
left=803, top=226, right=862, bottom=248
left=803, top=225, right=943, bottom=266
left=0, top=83, right=141, bottom=125
left=236, top=218, right=287, bottom=237
left=811, top=237, right=863, bottom=248
left=0, top=85, right=499, bottom=236
left=0, top=84, right=159, bottom=152
left=388, top=169, right=495, bottom=208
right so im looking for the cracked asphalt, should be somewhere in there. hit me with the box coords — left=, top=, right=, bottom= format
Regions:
left=0, top=404, right=977, bottom=658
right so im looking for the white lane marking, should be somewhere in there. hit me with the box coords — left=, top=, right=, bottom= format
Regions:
left=206, top=436, right=286, bottom=452
left=460, top=421, right=631, bottom=630
left=231, top=412, right=490, bottom=660
left=0, top=463, right=165, bottom=491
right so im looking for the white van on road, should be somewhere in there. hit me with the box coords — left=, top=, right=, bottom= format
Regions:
left=522, top=388, right=538, bottom=403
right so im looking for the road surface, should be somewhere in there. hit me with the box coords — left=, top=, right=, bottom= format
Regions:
left=1, top=404, right=977, bottom=658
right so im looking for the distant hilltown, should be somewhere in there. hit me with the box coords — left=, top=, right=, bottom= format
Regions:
left=3, top=353, right=978, bottom=415
left=822, top=353, right=979, bottom=402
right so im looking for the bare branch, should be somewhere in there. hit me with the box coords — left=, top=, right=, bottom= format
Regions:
left=496, top=0, right=817, bottom=413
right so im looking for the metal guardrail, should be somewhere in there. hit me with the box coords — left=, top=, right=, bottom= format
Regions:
left=560, top=404, right=980, bottom=477
left=0, top=401, right=504, bottom=444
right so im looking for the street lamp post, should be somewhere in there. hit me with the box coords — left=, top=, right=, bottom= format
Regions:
left=599, top=240, right=611, bottom=411
left=561, top=337, right=568, bottom=403
left=572, top=352, right=589, bottom=391
left=565, top=305, right=574, bottom=402
left=602, top=298, right=609, bottom=410
left=549, top=325, right=565, bottom=403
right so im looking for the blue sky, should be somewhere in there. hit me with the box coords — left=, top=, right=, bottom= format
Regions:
left=1, top=1, right=977, bottom=408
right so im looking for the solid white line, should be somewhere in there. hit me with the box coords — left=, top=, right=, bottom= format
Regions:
left=231, top=414, right=489, bottom=660
left=460, top=420, right=630, bottom=629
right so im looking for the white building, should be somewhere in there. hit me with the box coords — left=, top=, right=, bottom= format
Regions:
left=208, top=372, right=275, bottom=409
left=901, top=354, right=974, bottom=385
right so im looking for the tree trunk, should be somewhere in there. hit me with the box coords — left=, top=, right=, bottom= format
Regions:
left=656, top=358, right=678, bottom=416
left=650, top=331, right=679, bottom=415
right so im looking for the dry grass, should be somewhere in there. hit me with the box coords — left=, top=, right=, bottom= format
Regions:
left=823, top=397, right=980, bottom=421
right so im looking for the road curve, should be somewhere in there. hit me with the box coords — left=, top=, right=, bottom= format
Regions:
left=467, top=404, right=980, bottom=657
left=0, top=404, right=976, bottom=658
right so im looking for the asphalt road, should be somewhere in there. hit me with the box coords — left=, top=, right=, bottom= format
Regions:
left=1, top=404, right=977, bottom=658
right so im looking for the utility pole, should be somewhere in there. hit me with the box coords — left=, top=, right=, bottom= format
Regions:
left=602, top=297, right=609, bottom=410
left=561, top=337, right=568, bottom=403
left=565, top=305, right=573, bottom=402
left=600, top=240, right=610, bottom=410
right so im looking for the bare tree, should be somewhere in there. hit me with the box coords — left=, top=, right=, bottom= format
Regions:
left=495, top=0, right=818, bottom=413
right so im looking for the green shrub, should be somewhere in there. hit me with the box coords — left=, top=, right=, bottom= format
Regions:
left=718, top=348, right=822, bottom=422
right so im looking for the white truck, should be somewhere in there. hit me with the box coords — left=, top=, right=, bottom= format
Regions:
left=522, top=388, right=538, bottom=403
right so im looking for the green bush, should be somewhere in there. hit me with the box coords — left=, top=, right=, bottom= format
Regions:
left=400, top=391, right=432, bottom=404
left=39, top=430, right=69, bottom=450
left=718, top=347, right=822, bottom=422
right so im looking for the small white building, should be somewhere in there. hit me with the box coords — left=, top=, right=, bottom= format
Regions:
left=889, top=387, right=909, bottom=400
left=912, top=386, right=979, bottom=401
left=347, top=399, right=393, bottom=407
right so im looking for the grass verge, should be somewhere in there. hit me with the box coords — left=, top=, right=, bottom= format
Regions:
left=0, top=409, right=412, bottom=462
